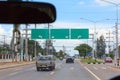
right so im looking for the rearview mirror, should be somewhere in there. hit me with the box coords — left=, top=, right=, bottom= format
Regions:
left=0, top=1, right=56, bottom=24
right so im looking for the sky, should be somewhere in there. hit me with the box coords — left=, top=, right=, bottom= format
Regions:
left=0, top=0, right=120, bottom=56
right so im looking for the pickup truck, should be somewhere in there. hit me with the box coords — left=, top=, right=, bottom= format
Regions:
left=36, top=55, right=55, bottom=71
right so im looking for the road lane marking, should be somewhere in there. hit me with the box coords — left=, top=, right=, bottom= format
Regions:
left=108, top=66, right=120, bottom=71
left=31, top=67, right=36, bottom=70
left=15, top=68, right=23, bottom=71
left=50, top=71, right=55, bottom=75
left=56, top=62, right=63, bottom=69
left=9, top=72, right=18, bottom=76
left=101, top=67, right=106, bottom=69
left=56, top=65, right=61, bottom=69
left=84, top=66, right=101, bottom=80
left=70, top=67, right=74, bottom=70
left=93, top=67, right=98, bottom=70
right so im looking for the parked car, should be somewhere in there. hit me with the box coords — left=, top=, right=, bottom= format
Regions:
left=36, top=55, right=55, bottom=71
left=104, top=57, right=113, bottom=63
left=66, top=57, right=74, bottom=63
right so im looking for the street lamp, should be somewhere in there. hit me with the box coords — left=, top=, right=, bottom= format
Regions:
left=100, top=0, right=120, bottom=66
left=89, top=34, right=94, bottom=58
left=46, top=24, right=53, bottom=55
left=80, top=18, right=109, bottom=59
left=106, top=30, right=114, bottom=55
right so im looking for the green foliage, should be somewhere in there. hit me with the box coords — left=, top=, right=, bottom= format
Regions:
left=0, top=44, right=11, bottom=54
left=56, top=50, right=65, bottom=58
left=74, top=43, right=92, bottom=58
left=96, top=35, right=106, bottom=58
left=42, top=40, right=56, bottom=55
left=23, top=39, right=43, bottom=57
left=109, top=53, right=114, bottom=59
left=80, top=57, right=102, bottom=64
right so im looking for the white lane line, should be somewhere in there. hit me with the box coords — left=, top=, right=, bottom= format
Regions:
left=31, top=67, right=36, bottom=70
left=15, top=68, right=23, bottom=71
left=101, top=67, right=106, bottom=69
left=84, top=66, right=101, bottom=80
left=93, top=67, right=98, bottom=70
left=8, top=72, right=18, bottom=76
left=70, top=67, right=74, bottom=70
left=50, top=71, right=55, bottom=75
left=56, top=63, right=63, bottom=69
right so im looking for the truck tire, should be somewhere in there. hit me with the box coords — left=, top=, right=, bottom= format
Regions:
left=36, top=67, right=40, bottom=71
left=49, top=66, right=53, bottom=71
left=53, top=66, right=55, bottom=69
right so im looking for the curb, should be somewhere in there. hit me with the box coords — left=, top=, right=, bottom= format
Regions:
left=108, top=66, right=120, bottom=71
left=0, top=61, right=35, bottom=70
left=87, top=62, right=105, bottom=64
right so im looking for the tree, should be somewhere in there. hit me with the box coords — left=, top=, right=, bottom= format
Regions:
left=23, top=39, right=43, bottom=59
left=74, top=43, right=92, bottom=58
left=42, top=40, right=56, bottom=55
left=96, top=35, right=106, bottom=58
left=56, top=50, right=65, bottom=58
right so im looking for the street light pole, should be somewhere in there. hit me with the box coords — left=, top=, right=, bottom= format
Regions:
left=116, top=5, right=119, bottom=60
left=25, top=24, right=29, bottom=61
left=100, top=0, right=120, bottom=66
left=34, top=24, right=37, bottom=59
left=24, top=0, right=29, bottom=62
left=80, top=18, right=108, bottom=59
left=106, top=30, right=114, bottom=56
left=90, top=34, right=94, bottom=59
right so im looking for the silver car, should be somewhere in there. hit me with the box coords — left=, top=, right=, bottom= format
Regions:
left=36, top=55, right=55, bottom=71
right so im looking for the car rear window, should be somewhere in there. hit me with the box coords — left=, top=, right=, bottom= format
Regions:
left=39, top=57, right=51, bottom=61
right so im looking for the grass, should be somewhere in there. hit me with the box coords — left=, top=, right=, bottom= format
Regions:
left=80, top=57, right=103, bottom=64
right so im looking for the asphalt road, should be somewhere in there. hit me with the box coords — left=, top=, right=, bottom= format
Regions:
left=83, top=63, right=120, bottom=80
left=0, top=60, right=120, bottom=80
left=0, top=60, right=97, bottom=80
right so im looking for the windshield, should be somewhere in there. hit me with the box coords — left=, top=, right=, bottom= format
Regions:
left=0, top=0, right=120, bottom=80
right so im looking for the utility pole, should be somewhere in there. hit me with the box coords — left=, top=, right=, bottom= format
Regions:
left=90, top=34, right=95, bottom=59
left=20, top=34, right=24, bottom=61
left=63, top=45, right=65, bottom=55
left=106, top=30, right=112, bottom=55
left=34, top=24, right=37, bottom=58
left=101, top=0, right=120, bottom=66
left=46, top=23, right=50, bottom=55
left=0, top=35, right=6, bottom=60
left=24, top=0, right=29, bottom=62
left=80, top=18, right=109, bottom=59
left=25, top=24, right=29, bottom=61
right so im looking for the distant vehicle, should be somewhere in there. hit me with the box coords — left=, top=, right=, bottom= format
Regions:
left=66, top=57, right=74, bottom=63
left=104, top=57, right=113, bottom=63
left=36, top=55, right=55, bottom=71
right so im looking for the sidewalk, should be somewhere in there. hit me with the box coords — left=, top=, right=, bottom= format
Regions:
left=0, top=61, right=35, bottom=70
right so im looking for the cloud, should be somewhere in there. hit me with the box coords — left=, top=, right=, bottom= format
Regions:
left=40, top=21, right=113, bottom=54
left=0, top=25, right=5, bottom=35
left=78, top=1, right=85, bottom=5
left=95, top=0, right=120, bottom=6
left=0, top=21, right=115, bottom=55
left=0, top=25, right=13, bottom=44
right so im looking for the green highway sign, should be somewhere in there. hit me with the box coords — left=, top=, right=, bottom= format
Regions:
left=50, top=29, right=69, bottom=39
left=71, top=29, right=89, bottom=39
left=31, top=28, right=89, bottom=39
left=31, top=29, right=49, bottom=39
